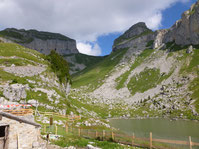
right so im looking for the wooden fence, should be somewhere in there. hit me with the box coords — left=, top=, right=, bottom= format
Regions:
left=42, top=124, right=199, bottom=149
left=36, top=111, right=81, bottom=121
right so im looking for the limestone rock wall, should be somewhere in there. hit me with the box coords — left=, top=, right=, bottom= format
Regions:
left=163, top=0, right=199, bottom=45
left=22, top=38, right=79, bottom=55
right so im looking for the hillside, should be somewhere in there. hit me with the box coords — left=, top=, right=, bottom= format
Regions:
left=63, top=53, right=105, bottom=74
left=0, top=43, right=74, bottom=114
left=71, top=1, right=199, bottom=120
left=0, top=43, right=113, bottom=129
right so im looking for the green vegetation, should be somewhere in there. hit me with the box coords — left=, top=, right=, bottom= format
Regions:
left=188, top=3, right=198, bottom=16
left=116, top=49, right=154, bottom=90
left=47, top=50, right=71, bottom=84
left=52, top=133, right=136, bottom=149
left=127, top=68, right=173, bottom=95
left=187, top=49, right=199, bottom=112
left=0, top=43, right=46, bottom=64
left=165, top=41, right=189, bottom=52
left=146, top=40, right=154, bottom=48
left=0, top=58, right=36, bottom=67
left=26, top=90, right=48, bottom=103
left=0, top=30, right=33, bottom=43
left=114, top=30, right=153, bottom=45
left=64, top=53, right=105, bottom=73
left=190, top=77, right=199, bottom=113
left=72, top=48, right=128, bottom=90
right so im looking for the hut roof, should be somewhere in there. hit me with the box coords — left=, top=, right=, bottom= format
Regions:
left=0, top=111, right=41, bottom=127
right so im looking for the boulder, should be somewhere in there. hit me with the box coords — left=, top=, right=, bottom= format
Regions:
left=3, top=84, right=28, bottom=101
left=186, top=45, right=193, bottom=53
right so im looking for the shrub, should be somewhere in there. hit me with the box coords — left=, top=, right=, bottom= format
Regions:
left=47, top=50, right=71, bottom=84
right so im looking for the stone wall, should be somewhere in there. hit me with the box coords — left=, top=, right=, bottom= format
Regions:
left=0, top=116, right=44, bottom=149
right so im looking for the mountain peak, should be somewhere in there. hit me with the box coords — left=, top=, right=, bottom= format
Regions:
left=123, top=22, right=150, bottom=39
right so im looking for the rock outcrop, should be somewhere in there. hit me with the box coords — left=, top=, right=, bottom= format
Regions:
left=163, top=1, right=199, bottom=45
left=0, top=28, right=79, bottom=55
left=3, top=84, right=29, bottom=101
left=120, top=22, right=151, bottom=39
left=113, top=22, right=155, bottom=51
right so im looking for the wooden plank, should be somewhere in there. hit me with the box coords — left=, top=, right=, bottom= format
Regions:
left=189, top=136, right=192, bottom=149
left=192, top=142, right=199, bottom=146
left=150, top=132, right=152, bottom=149
left=153, top=138, right=189, bottom=145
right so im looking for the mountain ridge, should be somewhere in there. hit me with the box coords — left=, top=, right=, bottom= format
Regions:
left=0, top=28, right=79, bottom=55
left=72, top=0, right=199, bottom=120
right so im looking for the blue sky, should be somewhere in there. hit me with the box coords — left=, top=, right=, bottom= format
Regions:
left=0, top=0, right=197, bottom=56
left=98, top=0, right=197, bottom=56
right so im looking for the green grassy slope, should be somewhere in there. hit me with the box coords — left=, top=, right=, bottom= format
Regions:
left=115, top=49, right=154, bottom=90
left=72, top=48, right=128, bottom=90
left=64, top=53, right=105, bottom=73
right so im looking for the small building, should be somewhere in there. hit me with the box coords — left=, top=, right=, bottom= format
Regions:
left=0, top=111, right=45, bottom=149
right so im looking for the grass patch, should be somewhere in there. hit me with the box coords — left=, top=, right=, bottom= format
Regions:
left=64, top=53, right=105, bottom=68
left=26, top=90, right=48, bottom=104
left=0, top=58, right=36, bottom=66
left=189, top=77, right=199, bottom=113
left=115, top=49, right=154, bottom=90
left=0, top=43, right=46, bottom=64
left=146, top=40, right=154, bottom=48
left=72, top=48, right=128, bottom=90
left=52, top=133, right=136, bottom=149
left=127, top=68, right=173, bottom=95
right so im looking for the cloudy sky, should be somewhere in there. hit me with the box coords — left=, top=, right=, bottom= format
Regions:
left=0, top=0, right=197, bottom=56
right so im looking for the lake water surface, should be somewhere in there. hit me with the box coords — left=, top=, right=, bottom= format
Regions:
left=110, top=118, right=199, bottom=143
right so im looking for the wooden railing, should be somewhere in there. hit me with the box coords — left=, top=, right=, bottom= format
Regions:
left=75, top=128, right=199, bottom=149
left=3, top=109, right=33, bottom=116
left=42, top=125, right=199, bottom=149
left=36, top=111, right=81, bottom=121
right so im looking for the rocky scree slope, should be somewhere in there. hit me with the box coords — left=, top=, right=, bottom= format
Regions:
left=72, top=1, right=199, bottom=120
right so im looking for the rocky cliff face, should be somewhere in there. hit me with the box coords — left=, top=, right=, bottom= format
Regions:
left=0, top=28, right=79, bottom=55
left=163, top=1, right=199, bottom=46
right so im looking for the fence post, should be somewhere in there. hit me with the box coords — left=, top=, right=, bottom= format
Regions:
left=132, top=133, right=135, bottom=146
left=150, top=132, right=152, bottom=149
left=103, top=130, right=105, bottom=140
left=78, top=128, right=81, bottom=137
left=189, top=136, right=192, bottom=149
left=71, top=126, right=73, bottom=133
left=96, top=131, right=98, bottom=138
left=55, top=125, right=57, bottom=135
left=112, top=131, right=114, bottom=140
left=65, top=122, right=68, bottom=133
left=43, top=125, right=46, bottom=134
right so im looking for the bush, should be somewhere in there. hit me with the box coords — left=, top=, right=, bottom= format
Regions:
left=47, top=50, right=71, bottom=84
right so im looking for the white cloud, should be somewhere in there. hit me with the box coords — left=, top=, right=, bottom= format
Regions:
left=0, top=0, right=189, bottom=41
left=77, top=42, right=102, bottom=56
